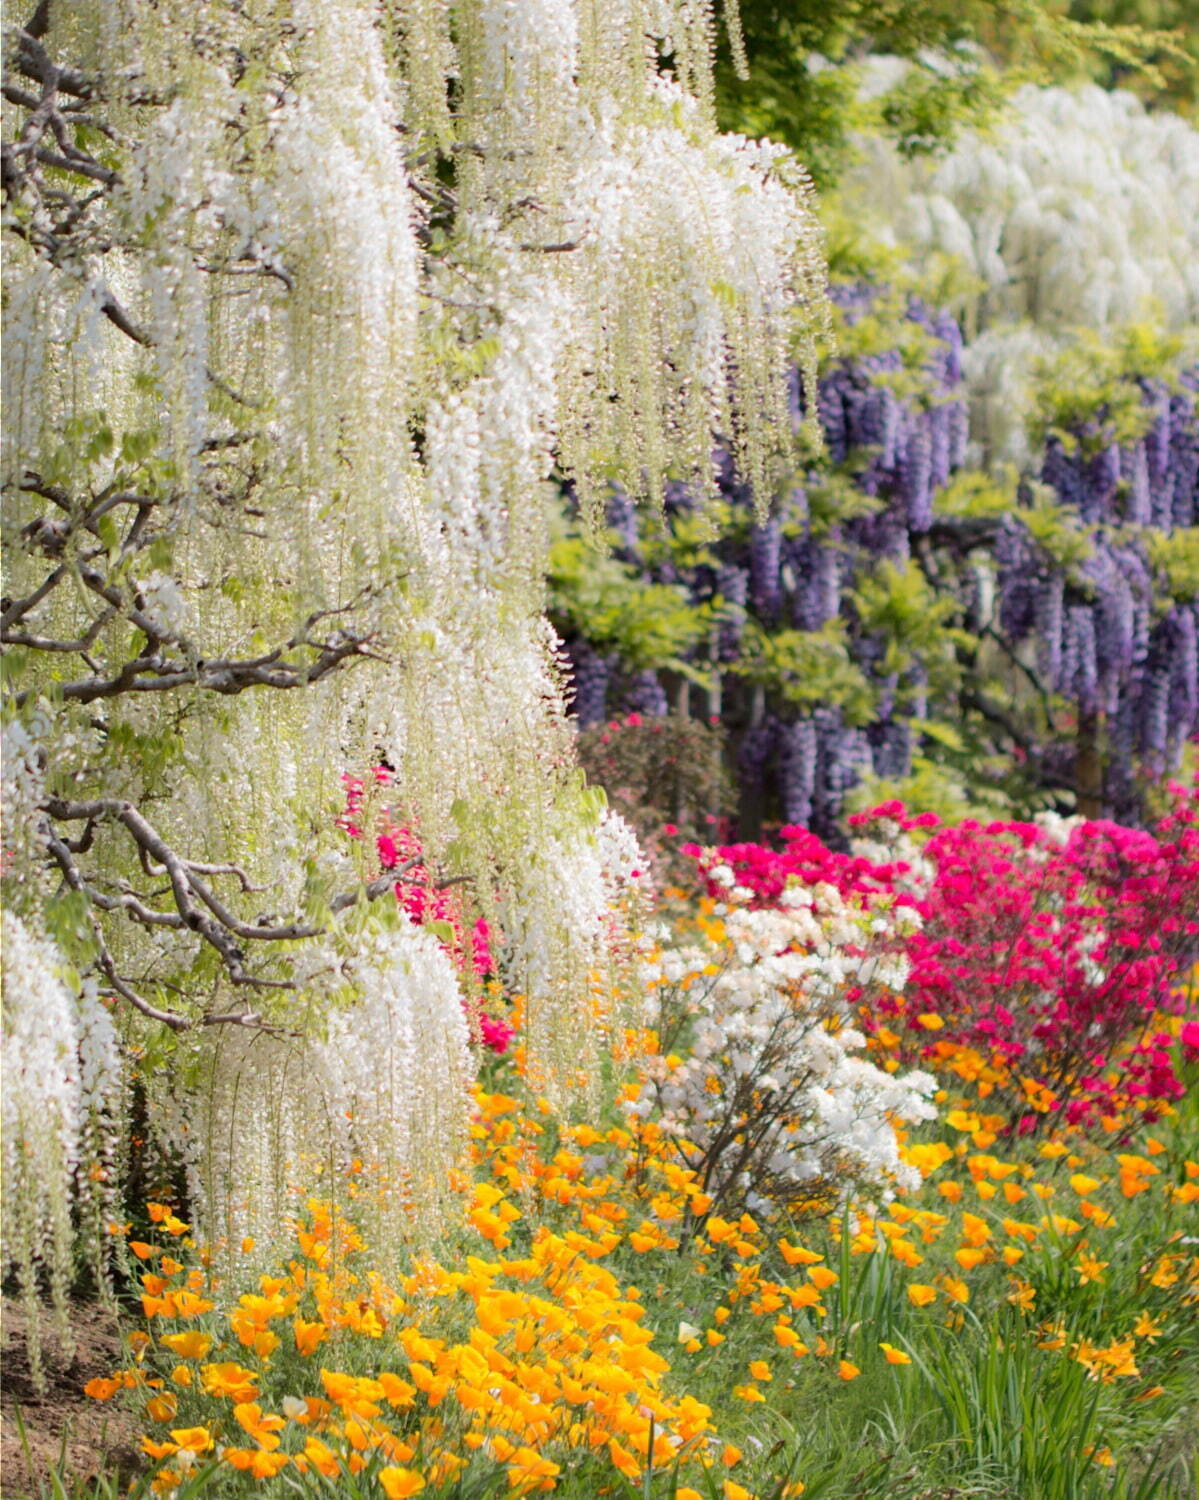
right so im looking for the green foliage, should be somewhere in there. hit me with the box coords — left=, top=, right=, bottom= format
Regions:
left=714, top=41, right=867, bottom=191
left=552, top=279, right=1197, bottom=833
left=1067, top=0, right=1199, bottom=111
left=934, top=469, right=1020, bottom=522
left=714, top=0, right=1192, bottom=188
left=845, top=753, right=1017, bottom=825
left=714, top=1, right=1003, bottom=187
left=906, top=1314, right=1114, bottom=1498
left=831, top=301, right=932, bottom=367
left=871, top=50, right=1010, bottom=157
left=819, top=207, right=985, bottom=351
left=733, top=620, right=875, bottom=721
left=827, top=304, right=948, bottom=410
left=849, top=560, right=970, bottom=678
left=1031, top=325, right=1193, bottom=454
left=547, top=523, right=711, bottom=676
left=1147, top=528, right=1199, bottom=604
left=1018, top=484, right=1097, bottom=570
left=803, top=473, right=884, bottom=536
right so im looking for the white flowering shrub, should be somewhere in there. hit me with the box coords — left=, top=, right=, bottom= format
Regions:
left=844, top=79, right=1199, bottom=466
left=627, top=877, right=935, bottom=1223
left=1, top=913, right=122, bottom=1381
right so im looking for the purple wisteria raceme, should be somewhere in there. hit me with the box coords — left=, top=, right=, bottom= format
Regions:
left=738, top=714, right=782, bottom=789
left=568, top=640, right=614, bottom=727
left=749, top=518, right=784, bottom=622
left=716, top=564, right=750, bottom=661
left=779, top=716, right=819, bottom=826
left=626, top=668, right=670, bottom=717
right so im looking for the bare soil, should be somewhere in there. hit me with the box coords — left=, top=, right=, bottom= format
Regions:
left=1, top=1299, right=140, bottom=1498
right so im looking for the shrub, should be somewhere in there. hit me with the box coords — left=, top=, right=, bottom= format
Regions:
left=685, top=783, right=1199, bottom=1129
left=576, top=713, right=732, bottom=885
left=627, top=877, right=935, bottom=1223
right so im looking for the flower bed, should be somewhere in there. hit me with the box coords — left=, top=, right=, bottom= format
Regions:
left=77, top=794, right=1199, bottom=1498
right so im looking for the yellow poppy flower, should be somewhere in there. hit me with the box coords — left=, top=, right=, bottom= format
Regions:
left=378, top=1468, right=426, bottom=1498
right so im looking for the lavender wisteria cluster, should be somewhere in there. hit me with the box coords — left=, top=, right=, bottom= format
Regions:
left=998, top=369, right=1199, bottom=818
left=560, top=281, right=971, bottom=836
left=559, top=295, right=1199, bottom=831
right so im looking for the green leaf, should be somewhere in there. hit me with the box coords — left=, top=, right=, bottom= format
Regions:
left=119, top=428, right=158, bottom=463
left=95, top=512, right=120, bottom=555
left=918, top=718, right=965, bottom=751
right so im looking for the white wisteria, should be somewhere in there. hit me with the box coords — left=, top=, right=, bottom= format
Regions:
left=1, top=0, right=827, bottom=1279
left=1, top=914, right=123, bottom=1379
left=173, top=917, right=474, bottom=1264
left=844, top=78, right=1199, bottom=466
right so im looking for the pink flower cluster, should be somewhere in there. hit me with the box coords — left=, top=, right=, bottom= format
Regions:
left=685, top=783, right=1199, bottom=1129
left=340, top=771, right=512, bottom=1054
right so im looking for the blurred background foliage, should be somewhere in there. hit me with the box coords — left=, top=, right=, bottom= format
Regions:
left=712, top=0, right=1195, bottom=188
left=550, top=1, right=1199, bottom=844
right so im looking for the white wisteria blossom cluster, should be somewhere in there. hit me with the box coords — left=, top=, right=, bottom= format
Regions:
left=1, top=913, right=123, bottom=1380
left=629, top=877, right=935, bottom=1221
left=498, top=807, right=650, bottom=1082
left=1, top=717, right=47, bottom=912
left=1, top=0, right=826, bottom=1274
left=845, top=78, right=1199, bottom=466
left=166, top=916, right=473, bottom=1262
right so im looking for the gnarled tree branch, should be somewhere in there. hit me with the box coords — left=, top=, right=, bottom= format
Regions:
left=40, top=796, right=461, bottom=1031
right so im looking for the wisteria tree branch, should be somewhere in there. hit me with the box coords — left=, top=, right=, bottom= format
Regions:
left=40, top=794, right=460, bottom=1030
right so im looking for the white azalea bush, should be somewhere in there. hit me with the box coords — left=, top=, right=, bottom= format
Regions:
left=626, top=873, right=936, bottom=1223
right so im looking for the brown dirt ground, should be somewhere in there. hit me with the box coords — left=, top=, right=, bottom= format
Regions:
left=1, top=1299, right=141, bottom=1497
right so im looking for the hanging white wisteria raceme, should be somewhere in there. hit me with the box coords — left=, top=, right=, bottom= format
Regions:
left=843, top=75, right=1199, bottom=466
left=0, top=913, right=123, bottom=1382
left=1, top=0, right=827, bottom=1283
left=181, top=916, right=474, bottom=1263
